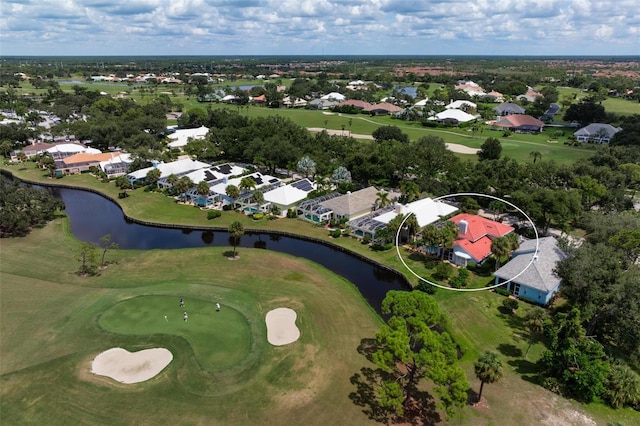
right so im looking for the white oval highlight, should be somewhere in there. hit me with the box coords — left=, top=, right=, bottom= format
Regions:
left=395, top=192, right=539, bottom=292
left=91, top=347, right=173, bottom=384
left=266, top=308, right=300, bottom=346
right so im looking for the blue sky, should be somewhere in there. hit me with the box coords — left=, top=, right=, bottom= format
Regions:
left=1, top=0, right=639, bottom=56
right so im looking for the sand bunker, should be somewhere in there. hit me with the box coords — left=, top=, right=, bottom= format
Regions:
left=91, top=347, right=173, bottom=384
left=266, top=308, right=300, bottom=346
left=445, top=143, right=480, bottom=154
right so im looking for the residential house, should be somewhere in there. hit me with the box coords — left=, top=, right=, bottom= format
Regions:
left=282, top=96, right=307, bottom=108
left=55, top=152, right=125, bottom=175
left=573, top=123, right=622, bottom=144
left=454, top=81, right=485, bottom=97
left=320, top=92, right=346, bottom=101
left=494, top=237, right=567, bottom=305
left=206, top=171, right=281, bottom=209
left=364, top=102, right=402, bottom=115
left=347, top=197, right=458, bottom=240
left=99, top=153, right=133, bottom=178
left=337, top=100, right=373, bottom=110
left=298, top=186, right=381, bottom=223
left=517, top=86, right=543, bottom=103
left=308, top=99, right=339, bottom=110
left=491, top=114, right=544, bottom=133
left=494, top=102, right=526, bottom=116
left=167, top=126, right=209, bottom=150
left=263, top=178, right=317, bottom=214
left=445, top=100, right=477, bottom=111
left=46, top=143, right=101, bottom=160
left=484, top=91, right=505, bottom=103
left=449, top=213, right=514, bottom=267
left=428, top=109, right=477, bottom=124
left=159, top=162, right=245, bottom=190
left=126, top=158, right=211, bottom=185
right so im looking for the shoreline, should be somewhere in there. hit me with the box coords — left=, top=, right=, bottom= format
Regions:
left=1, top=166, right=413, bottom=291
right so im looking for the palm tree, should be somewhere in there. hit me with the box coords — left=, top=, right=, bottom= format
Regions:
left=474, top=351, right=503, bottom=402
left=252, top=190, right=264, bottom=205
left=239, top=176, right=257, bottom=192
left=607, top=363, right=640, bottom=408
left=196, top=181, right=210, bottom=205
left=225, top=184, right=240, bottom=208
left=529, top=151, right=542, bottom=164
left=525, top=308, right=547, bottom=359
left=167, top=173, right=178, bottom=187
left=228, top=220, right=244, bottom=258
left=440, top=221, right=459, bottom=260
left=174, top=176, right=193, bottom=202
left=491, top=236, right=512, bottom=271
left=375, top=191, right=390, bottom=210
left=403, top=213, right=420, bottom=246
left=146, top=168, right=161, bottom=186
left=400, top=180, right=420, bottom=203
left=348, top=118, right=353, bottom=136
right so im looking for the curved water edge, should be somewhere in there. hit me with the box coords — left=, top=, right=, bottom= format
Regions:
left=3, top=170, right=410, bottom=313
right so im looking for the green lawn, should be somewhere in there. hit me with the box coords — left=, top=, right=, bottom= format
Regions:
left=0, top=218, right=383, bottom=424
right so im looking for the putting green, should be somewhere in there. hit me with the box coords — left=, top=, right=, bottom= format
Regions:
left=98, top=295, right=252, bottom=372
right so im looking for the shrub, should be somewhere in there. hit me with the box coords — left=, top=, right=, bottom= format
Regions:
left=371, top=242, right=393, bottom=251
left=416, top=282, right=437, bottom=294
left=432, top=262, right=454, bottom=281
left=252, top=212, right=264, bottom=220
left=222, top=204, right=233, bottom=211
left=495, top=287, right=511, bottom=297
left=207, top=210, right=222, bottom=220
left=329, top=229, right=341, bottom=238
left=502, top=298, right=519, bottom=313
left=286, top=209, right=298, bottom=218
left=542, top=377, right=563, bottom=395
left=362, top=235, right=371, bottom=245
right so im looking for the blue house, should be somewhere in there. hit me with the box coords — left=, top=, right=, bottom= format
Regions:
left=494, top=237, right=567, bottom=305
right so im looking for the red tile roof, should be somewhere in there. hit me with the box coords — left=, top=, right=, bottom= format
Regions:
left=495, top=114, right=544, bottom=129
left=455, top=236, right=493, bottom=262
left=62, top=152, right=121, bottom=166
left=338, top=100, right=372, bottom=110
left=449, top=213, right=514, bottom=263
left=450, top=213, right=514, bottom=242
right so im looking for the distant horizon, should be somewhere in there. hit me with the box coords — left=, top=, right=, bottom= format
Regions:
left=3, top=54, right=639, bottom=59
left=2, top=1, right=638, bottom=57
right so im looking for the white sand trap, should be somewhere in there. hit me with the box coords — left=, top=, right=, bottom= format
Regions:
left=266, top=308, right=300, bottom=346
left=445, top=143, right=480, bottom=154
left=91, top=347, right=173, bottom=384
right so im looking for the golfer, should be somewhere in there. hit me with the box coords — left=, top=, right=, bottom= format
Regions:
left=216, top=303, right=221, bottom=312
left=183, top=311, right=188, bottom=322
left=179, top=297, right=185, bottom=307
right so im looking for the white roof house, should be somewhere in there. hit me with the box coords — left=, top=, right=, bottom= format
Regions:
left=429, top=109, right=477, bottom=123
left=320, top=92, right=346, bottom=101
left=167, top=126, right=209, bottom=149
left=179, top=163, right=246, bottom=186
left=45, top=143, right=101, bottom=159
left=99, top=153, right=133, bottom=177
left=374, top=198, right=459, bottom=228
left=413, top=99, right=429, bottom=107
left=209, top=171, right=281, bottom=198
left=263, top=179, right=316, bottom=211
left=127, top=158, right=211, bottom=182
left=445, top=100, right=477, bottom=110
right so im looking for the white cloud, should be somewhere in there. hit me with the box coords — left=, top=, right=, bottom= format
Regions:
left=0, top=0, right=636, bottom=55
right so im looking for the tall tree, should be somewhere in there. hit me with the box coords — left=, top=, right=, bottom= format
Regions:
left=146, top=168, right=161, bottom=186
left=529, top=151, right=542, bottom=164
left=228, top=221, right=244, bottom=258
left=296, top=155, right=317, bottom=178
left=538, top=308, right=610, bottom=402
left=370, top=291, right=469, bottom=417
left=478, top=137, right=502, bottom=161
left=524, top=308, right=547, bottom=359
left=439, top=221, right=459, bottom=260
left=474, top=351, right=503, bottom=402
left=99, top=234, right=118, bottom=268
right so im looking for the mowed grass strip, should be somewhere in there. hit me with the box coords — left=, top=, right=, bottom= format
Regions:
left=0, top=219, right=382, bottom=425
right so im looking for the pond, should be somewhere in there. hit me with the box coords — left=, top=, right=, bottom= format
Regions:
left=42, top=186, right=408, bottom=313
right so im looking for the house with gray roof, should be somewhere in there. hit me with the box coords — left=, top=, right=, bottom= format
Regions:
left=493, top=237, right=567, bottom=305
left=494, top=102, right=526, bottom=116
left=573, top=123, right=622, bottom=144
